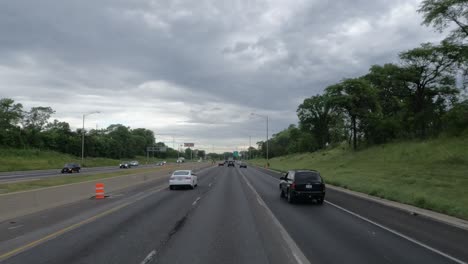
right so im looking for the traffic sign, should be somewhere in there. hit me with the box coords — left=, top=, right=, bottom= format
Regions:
left=146, top=146, right=167, bottom=152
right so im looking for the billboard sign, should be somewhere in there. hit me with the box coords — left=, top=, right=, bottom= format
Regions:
left=184, top=143, right=195, bottom=147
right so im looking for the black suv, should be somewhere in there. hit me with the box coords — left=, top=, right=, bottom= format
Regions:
left=227, top=161, right=235, bottom=167
left=279, top=170, right=325, bottom=204
left=61, top=163, right=81, bottom=173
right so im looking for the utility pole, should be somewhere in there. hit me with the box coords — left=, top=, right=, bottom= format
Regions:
left=266, top=115, right=269, bottom=166
left=250, top=113, right=269, bottom=167
left=249, top=136, right=251, bottom=160
left=81, top=111, right=100, bottom=164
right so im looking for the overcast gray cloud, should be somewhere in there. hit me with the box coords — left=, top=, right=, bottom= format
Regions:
left=0, top=0, right=444, bottom=152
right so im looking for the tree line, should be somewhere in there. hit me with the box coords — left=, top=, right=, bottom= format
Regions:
left=0, top=99, right=200, bottom=160
left=256, top=0, right=468, bottom=158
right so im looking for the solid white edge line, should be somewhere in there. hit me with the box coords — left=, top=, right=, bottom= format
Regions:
left=140, top=249, right=156, bottom=264
left=253, top=166, right=467, bottom=263
left=7, top=225, right=24, bottom=230
left=325, top=201, right=466, bottom=264
left=238, top=169, right=311, bottom=264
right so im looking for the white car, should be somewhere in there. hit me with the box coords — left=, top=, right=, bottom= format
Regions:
left=130, top=160, right=139, bottom=166
left=169, top=170, right=198, bottom=190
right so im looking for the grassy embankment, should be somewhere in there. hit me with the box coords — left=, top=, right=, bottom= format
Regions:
left=0, top=148, right=119, bottom=172
left=0, top=166, right=174, bottom=194
left=250, top=136, right=468, bottom=220
left=0, top=148, right=172, bottom=172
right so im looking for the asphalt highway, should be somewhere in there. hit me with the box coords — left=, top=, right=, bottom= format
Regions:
left=0, top=164, right=162, bottom=183
left=1, top=165, right=467, bottom=264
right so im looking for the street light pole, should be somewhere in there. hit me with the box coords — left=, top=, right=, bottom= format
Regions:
left=81, top=111, right=100, bottom=164
left=250, top=113, right=269, bottom=167
left=249, top=136, right=251, bottom=160
left=266, top=115, right=269, bottom=166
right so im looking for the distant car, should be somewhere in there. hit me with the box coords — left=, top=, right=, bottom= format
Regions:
left=61, top=163, right=81, bottom=173
left=218, top=162, right=224, bottom=166
left=279, top=170, right=326, bottom=204
left=130, top=161, right=139, bottom=166
left=239, top=162, right=247, bottom=168
left=162, top=161, right=167, bottom=164
left=156, top=162, right=164, bottom=166
left=227, top=161, right=235, bottom=167
left=119, top=161, right=132, bottom=169
left=169, top=170, right=198, bottom=190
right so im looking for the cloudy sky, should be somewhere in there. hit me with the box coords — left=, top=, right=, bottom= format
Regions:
left=0, top=0, right=444, bottom=152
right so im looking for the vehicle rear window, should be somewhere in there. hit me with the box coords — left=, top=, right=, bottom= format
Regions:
left=173, top=171, right=190, bottom=176
left=295, top=172, right=322, bottom=183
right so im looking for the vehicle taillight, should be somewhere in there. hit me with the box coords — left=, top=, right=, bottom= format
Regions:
left=291, top=182, right=296, bottom=190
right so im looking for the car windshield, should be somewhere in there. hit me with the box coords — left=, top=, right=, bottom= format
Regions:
left=295, top=172, right=322, bottom=183
left=173, top=171, right=190, bottom=176
left=3, top=1, right=467, bottom=263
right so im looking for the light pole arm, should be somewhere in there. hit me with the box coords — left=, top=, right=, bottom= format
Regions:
left=266, top=115, right=269, bottom=166
left=81, top=111, right=100, bottom=164
left=250, top=113, right=269, bottom=167
left=81, top=114, right=85, bottom=163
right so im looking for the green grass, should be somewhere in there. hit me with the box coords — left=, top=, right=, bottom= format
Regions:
left=0, top=149, right=150, bottom=172
left=250, top=136, right=468, bottom=220
left=0, top=166, right=173, bottom=194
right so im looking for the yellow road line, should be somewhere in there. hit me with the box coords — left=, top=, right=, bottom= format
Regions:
left=0, top=184, right=169, bottom=261
left=0, top=202, right=130, bottom=261
left=0, top=165, right=212, bottom=261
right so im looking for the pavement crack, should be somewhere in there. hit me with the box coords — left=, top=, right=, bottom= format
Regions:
left=152, top=171, right=218, bottom=263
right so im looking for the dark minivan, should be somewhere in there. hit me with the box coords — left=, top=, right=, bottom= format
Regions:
left=279, top=170, right=325, bottom=204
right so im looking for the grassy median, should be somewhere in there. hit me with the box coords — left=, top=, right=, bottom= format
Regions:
left=250, top=136, right=468, bottom=220
left=0, top=148, right=119, bottom=172
left=0, top=148, right=167, bottom=172
left=0, top=166, right=176, bottom=194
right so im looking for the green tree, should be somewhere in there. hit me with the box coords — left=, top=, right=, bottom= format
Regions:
left=22, top=106, right=55, bottom=131
left=0, top=98, right=23, bottom=147
left=419, top=0, right=468, bottom=40
left=399, top=42, right=462, bottom=137
left=22, top=106, right=55, bottom=148
left=42, top=120, right=74, bottom=153
left=297, top=95, right=335, bottom=148
left=326, top=78, right=381, bottom=150
left=443, top=99, right=468, bottom=135
left=365, top=64, right=409, bottom=141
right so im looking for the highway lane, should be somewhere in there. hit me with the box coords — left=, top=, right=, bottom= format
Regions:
left=1, top=165, right=466, bottom=263
left=241, top=166, right=466, bottom=264
left=0, top=163, right=174, bottom=183
left=1, top=165, right=220, bottom=264
left=249, top=166, right=468, bottom=262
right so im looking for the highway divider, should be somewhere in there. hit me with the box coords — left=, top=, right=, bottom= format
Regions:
left=0, top=163, right=211, bottom=223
